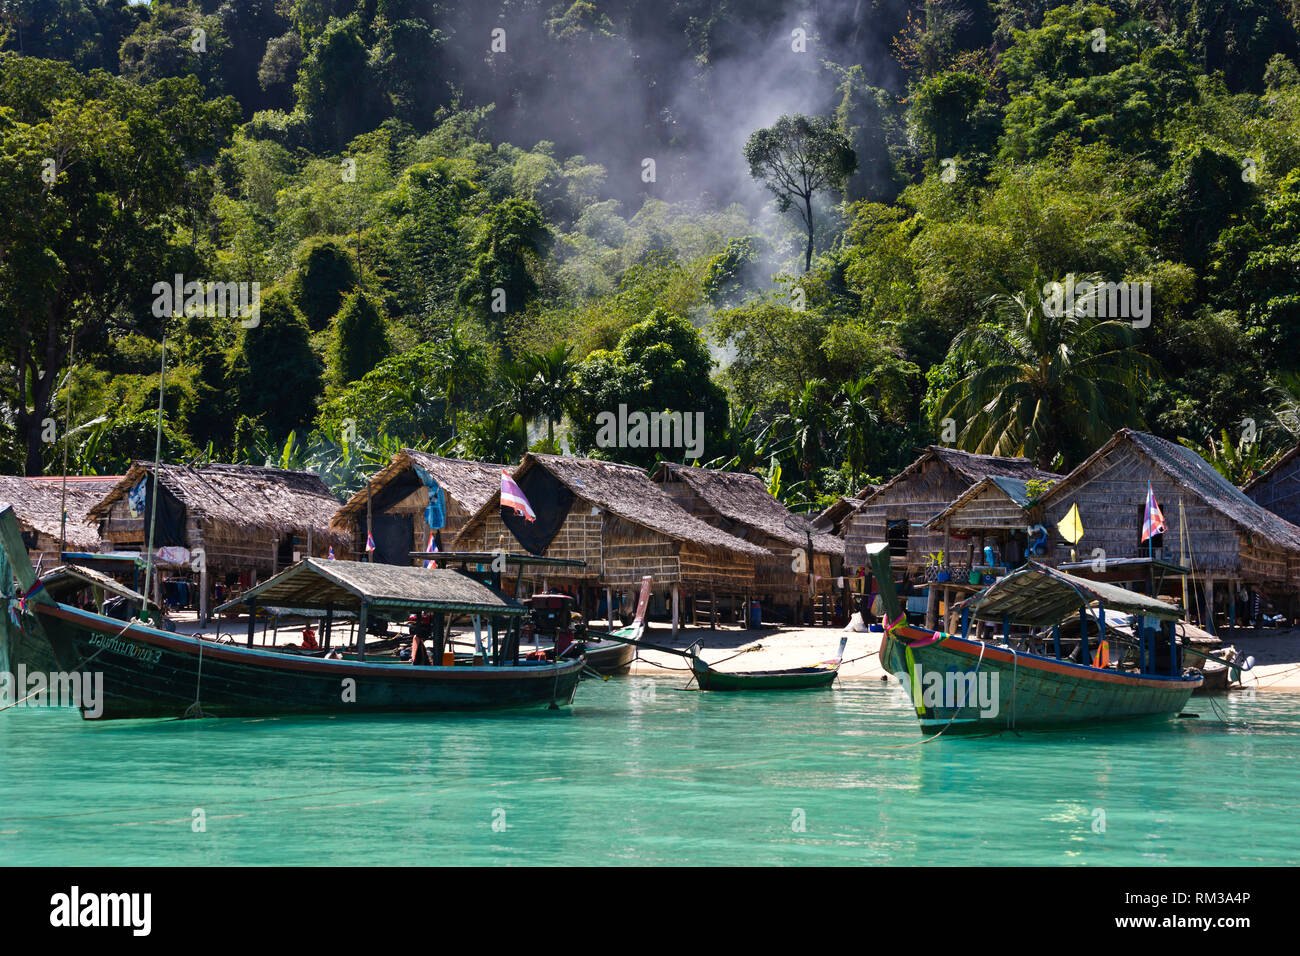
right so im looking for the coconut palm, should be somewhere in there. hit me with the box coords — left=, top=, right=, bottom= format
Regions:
left=770, top=379, right=834, bottom=480
left=936, top=274, right=1153, bottom=470
left=524, top=342, right=577, bottom=445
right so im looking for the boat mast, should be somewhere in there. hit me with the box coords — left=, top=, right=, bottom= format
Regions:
left=58, top=330, right=75, bottom=557
left=141, top=335, right=167, bottom=619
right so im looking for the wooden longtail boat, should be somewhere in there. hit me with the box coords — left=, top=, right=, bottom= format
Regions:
left=689, top=636, right=847, bottom=691
left=866, top=544, right=1202, bottom=735
left=0, top=508, right=583, bottom=720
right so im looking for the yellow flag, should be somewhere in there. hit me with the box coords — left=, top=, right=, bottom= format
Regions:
left=1057, top=503, right=1084, bottom=544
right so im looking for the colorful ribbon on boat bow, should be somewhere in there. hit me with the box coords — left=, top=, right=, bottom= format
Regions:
left=8, top=579, right=45, bottom=626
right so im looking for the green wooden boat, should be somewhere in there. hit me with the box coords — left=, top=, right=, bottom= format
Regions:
left=866, top=544, right=1202, bottom=735
left=689, top=637, right=846, bottom=691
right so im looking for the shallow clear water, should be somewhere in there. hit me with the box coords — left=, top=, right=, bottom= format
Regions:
left=0, top=677, right=1296, bottom=866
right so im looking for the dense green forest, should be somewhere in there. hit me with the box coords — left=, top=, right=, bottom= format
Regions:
left=3, top=0, right=1300, bottom=507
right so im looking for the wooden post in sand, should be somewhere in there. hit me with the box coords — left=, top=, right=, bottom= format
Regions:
left=1203, top=573, right=1215, bottom=634
left=925, top=582, right=939, bottom=630
left=671, top=584, right=680, bottom=636
left=357, top=601, right=369, bottom=662
left=606, top=586, right=615, bottom=630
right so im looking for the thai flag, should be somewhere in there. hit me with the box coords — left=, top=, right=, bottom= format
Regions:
left=423, top=530, right=438, bottom=568
left=365, top=532, right=376, bottom=552
left=501, top=471, right=536, bottom=522
left=328, top=546, right=335, bottom=560
left=1141, top=482, right=1166, bottom=542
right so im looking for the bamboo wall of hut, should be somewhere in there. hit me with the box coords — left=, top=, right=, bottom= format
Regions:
left=1245, top=444, right=1300, bottom=529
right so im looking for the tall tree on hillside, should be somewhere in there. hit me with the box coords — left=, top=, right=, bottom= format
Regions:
left=935, top=276, right=1153, bottom=470
left=744, top=114, right=856, bottom=272
left=228, top=288, right=323, bottom=441
left=330, top=291, right=390, bottom=386
left=0, top=60, right=238, bottom=474
left=289, top=236, right=358, bottom=331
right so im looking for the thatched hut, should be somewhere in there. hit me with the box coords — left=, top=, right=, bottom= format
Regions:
left=651, top=463, right=846, bottom=623
left=812, top=484, right=879, bottom=538
left=844, top=446, right=1057, bottom=574
left=0, top=475, right=117, bottom=567
left=452, top=453, right=767, bottom=632
left=87, top=462, right=348, bottom=621
left=1037, top=429, right=1300, bottom=625
left=332, top=451, right=502, bottom=564
left=917, top=474, right=1062, bottom=629
left=1244, top=443, right=1300, bottom=528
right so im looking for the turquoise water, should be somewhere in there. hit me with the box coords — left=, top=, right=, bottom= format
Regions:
left=1, top=678, right=1297, bottom=866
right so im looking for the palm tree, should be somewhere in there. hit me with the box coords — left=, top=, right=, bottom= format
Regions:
left=834, top=378, right=878, bottom=486
left=525, top=343, right=577, bottom=445
left=770, top=379, right=834, bottom=480
left=496, top=359, right=537, bottom=451
left=462, top=409, right=525, bottom=463
left=936, top=275, right=1153, bottom=470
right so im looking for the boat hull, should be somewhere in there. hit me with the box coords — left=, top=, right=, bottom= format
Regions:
left=880, top=625, right=1201, bottom=734
left=691, top=662, right=839, bottom=691
left=34, top=603, right=584, bottom=721
left=578, top=640, right=636, bottom=675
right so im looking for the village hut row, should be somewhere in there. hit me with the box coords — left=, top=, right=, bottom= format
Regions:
left=843, top=430, right=1300, bottom=630
left=11, top=424, right=1300, bottom=635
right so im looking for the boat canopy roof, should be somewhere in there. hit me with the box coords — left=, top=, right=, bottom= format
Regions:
left=41, top=563, right=156, bottom=608
left=214, top=558, right=525, bottom=616
left=969, top=562, right=1181, bottom=625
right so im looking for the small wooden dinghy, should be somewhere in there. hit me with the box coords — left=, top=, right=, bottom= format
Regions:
left=689, top=637, right=847, bottom=691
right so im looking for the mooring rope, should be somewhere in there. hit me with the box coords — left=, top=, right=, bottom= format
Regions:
left=182, top=634, right=213, bottom=720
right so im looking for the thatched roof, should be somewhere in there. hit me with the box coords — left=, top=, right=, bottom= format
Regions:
left=924, top=475, right=1055, bottom=530
left=812, top=488, right=877, bottom=536
left=214, top=557, right=523, bottom=616
left=878, top=446, right=1053, bottom=498
left=332, top=451, right=504, bottom=528
left=0, top=475, right=112, bottom=551
left=653, top=463, right=844, bottom=556
left=1242, top=442, right=1300, bottom=494
left=968, top=562, right=1182, bottom=625
left=1042, top=429, right=1300, bottom=555
left=87, top=462, right=344, bottom=540
left=458, top=453, right=768, bottom=558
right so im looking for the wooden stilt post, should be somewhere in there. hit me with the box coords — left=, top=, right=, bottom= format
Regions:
left=671, top=584, right=680, bottom=637
left=357, top=601, right=369, bottom=662
left=606, top=587, right=614, bottom=630
left=324, top=606, right=333, bottom=649
left=709, top=590, right=717, bottom=630
left=199, top=558, right=209, bottom=625
left=925, top=582, right=939, bottom=630
left=1204, top=573, right=1216, bottom=634
left=246, top=602, right=256, bottom=646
